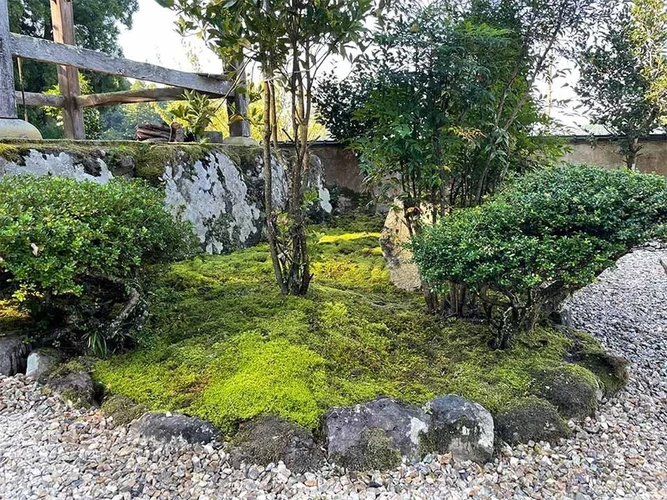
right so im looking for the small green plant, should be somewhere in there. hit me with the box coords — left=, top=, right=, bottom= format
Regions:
left=412, top=165, right=667, bottom=348
left=0, top=175, right=198, bottom=355
left=168, top=90, right=218, bottom=141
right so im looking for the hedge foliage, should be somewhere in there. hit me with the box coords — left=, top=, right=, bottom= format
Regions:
left=412, top=165, right=667, bottom=348
left=0, top=175, right=198, bottom=352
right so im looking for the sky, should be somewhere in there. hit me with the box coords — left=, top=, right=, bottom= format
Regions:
left=118, top=0, right=589, bottom=132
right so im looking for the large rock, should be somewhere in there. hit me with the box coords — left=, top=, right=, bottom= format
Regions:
left=424, top=395, right=494, bottom=463
left=531, top=365, right=600, bottom=420
left=26, top=348, right=61, bottom=380
left=46, top=370, right=96, bottom=408
left=496, top=397, right=570, bottom=445
left=0, top=336, right=29, bottom=376
left=0, top=144, right=332, bottom=255
left=379, top=200, right=434, bottom=291
left=130, top=412, right=219, bottom=444
left=323, top=397, right=429, bottom=470
left=230, top=416, right=324, bottom=473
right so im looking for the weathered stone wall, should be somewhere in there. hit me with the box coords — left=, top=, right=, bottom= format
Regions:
left=562, top=136, right=667, bottom=175
left=0, top=141, right=331, bottom=254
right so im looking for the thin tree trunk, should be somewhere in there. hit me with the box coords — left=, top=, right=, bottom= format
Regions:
left=263, top=78, right=287, bottom=294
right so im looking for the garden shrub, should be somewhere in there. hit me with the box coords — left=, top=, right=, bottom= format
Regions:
left=412, top=165, right=667, bottom=348
left=0, top=175, right=198, bottom=354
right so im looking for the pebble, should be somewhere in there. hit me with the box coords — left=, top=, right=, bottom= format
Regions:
left=1, top=248, right=666, bottom=498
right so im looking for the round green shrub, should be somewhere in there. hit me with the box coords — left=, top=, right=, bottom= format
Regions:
left=0, top=175, right=198, bottom=353
left=412, top=165, right=667, bottom=347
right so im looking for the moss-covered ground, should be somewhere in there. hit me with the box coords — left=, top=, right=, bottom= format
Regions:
left=91, top=218, right=615, bottom=436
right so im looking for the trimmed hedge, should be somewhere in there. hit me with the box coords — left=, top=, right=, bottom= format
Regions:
left=0, top=175, right=198, bottom=353
left=412, top=165, right=667, bottom=348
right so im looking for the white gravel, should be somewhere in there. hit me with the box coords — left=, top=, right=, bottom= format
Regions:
left=1, top=247, right=666, bottom=499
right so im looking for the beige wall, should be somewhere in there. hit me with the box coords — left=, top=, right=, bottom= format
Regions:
left=562, top=138, right=667, bottom=176
left=306, top=138, right=667, bottom=196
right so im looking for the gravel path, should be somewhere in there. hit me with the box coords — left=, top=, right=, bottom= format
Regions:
left=1, top=248, right=666, bottom=499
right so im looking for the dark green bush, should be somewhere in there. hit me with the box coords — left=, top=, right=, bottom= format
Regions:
left=412, top=165, right=667, bottom=348
left=0, top=175, right=198, bottom=354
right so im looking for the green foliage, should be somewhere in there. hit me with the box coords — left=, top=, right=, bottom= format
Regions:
left=167, top=90, right=219, bottom=141
left=576, top=0, right=667, bottom=169
left=413, top=165, right=667, bottom=348
left=94, top=224, right=621, bottom=435
left=0, top=176, right=198, bottom=353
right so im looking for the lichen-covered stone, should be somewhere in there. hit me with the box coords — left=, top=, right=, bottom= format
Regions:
left=323, top=397, right=429, bottom=470
left=380, top=200, right=435, bottom=291
left=424, top=395, right=494, bottom=463
left=101, top=394, right=146, bottom=427
left=26, top=348, right=61, bottom=380
left=0, top=142, right=332, bottom=255
left=0, top=335, right=29, bottom=376
left=531, top=365, right=600, bottom=420
left=130, top=412, right=219, bottom=444
left=230, top=416, right=324, bottom=473
left=496, top=397, right=570, bottom=445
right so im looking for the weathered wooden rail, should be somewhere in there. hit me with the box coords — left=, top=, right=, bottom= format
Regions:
left=0, top=0, right=247, bottom=140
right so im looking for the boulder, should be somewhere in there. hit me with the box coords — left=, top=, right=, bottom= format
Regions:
left=46, top=370, right=96, bottom=408
left=130, top=412, right=219, bottom=444
left=379, top=200, right=434, bottom=291
left=0, top=335, right=29, bottom=376
left=323, top=397, right=429, bottom=470
left=101, top=394, right=147, bottom=427
left=26, top=348, right=61, bottom=380
left=424, top=395, right=494, bottom=463
left=495, top=397, right=570, bottom=445
left=531, top=365, right=600, bottom=420
left=230, top=416, right=324, bottom=473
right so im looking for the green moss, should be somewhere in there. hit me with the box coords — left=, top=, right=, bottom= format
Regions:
left=0, top=300, right=31, bottom=334
left=101, top=394, right=147, bottom=426
left=94, top=223, right=621, bottom=437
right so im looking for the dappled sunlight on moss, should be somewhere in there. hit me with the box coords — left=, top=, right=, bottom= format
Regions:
left=94, top=225, right=615, bottom=435
left=0, top=300, right=31, bottom=334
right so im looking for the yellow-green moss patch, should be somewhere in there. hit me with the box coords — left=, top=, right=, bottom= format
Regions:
left=94, top=225, right=624, bottom=436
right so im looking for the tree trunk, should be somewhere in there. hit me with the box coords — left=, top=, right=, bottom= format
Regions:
left=625, top=137, right=640, bottom=171
left=263, top=78, right=287, bottom=294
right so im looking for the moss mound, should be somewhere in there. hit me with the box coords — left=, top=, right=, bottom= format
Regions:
left=496, top=396, right=570, bottom=444
left=94, top=225, right=624, bottom=436
left=101, top=395, right=147, bottom=427
left=531, top=365, right=599, bottom=419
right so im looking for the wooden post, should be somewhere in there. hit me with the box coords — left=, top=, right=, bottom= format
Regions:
left=50, top=0, right=85, bottom=139
left=0, top=0, right=17, bottom=118
left=226, top=56, right=251, bottom=138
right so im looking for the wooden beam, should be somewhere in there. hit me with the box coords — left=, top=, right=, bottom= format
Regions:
left=75, top=87, right=219, bottom=107
left=9, top=33, right=231, bottom=95
left=14, top=90, right=66, bottom=107
left=0, top=0, right=17, bottom=118
left=50, top=0, right=85, bottom=139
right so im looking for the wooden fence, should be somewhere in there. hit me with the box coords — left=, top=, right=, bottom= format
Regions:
left=0, top=0, right=248, bottom=140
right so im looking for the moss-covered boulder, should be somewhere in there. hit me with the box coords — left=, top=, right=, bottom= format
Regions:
left=230, top=416, right=324, bottom=473
left=101, top=394, right=147, bottom=427
left=496, top=397, right=570, bottom=445
left=46, top=371, right=96, bottom=408
left=531, top=365, right=600, bottom=420
left=41, top=357, right=99, bottom=408
left=323, top=397, right=429, bottom=470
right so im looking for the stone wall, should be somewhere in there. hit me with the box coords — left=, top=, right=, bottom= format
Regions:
left=301, top=138, right=667, bottom=198
left=0, top=141, right=332, bottom=254
left=562, top=136, right=667, bottom=175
